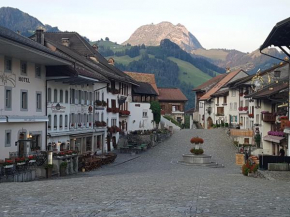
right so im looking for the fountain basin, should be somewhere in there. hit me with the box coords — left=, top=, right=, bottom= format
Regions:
left=182, top=154, right=212, bottom=164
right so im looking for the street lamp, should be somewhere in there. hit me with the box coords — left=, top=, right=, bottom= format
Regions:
left=55, top=103, right=61, bottom=110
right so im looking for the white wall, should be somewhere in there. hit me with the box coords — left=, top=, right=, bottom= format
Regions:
left=127, top=102, right=154, bottom=131
left=0, top=55, right=47, bottom=159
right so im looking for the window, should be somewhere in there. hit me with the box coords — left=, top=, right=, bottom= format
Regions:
left=48, top=88, right=51, bottom=102
left=5, top=130, right=11, bottom=147
left=54, top=115, right=57, bottom=129
left=240, top=101, right=243, bottom=107
left=217, top=97, right=219, bottom=104
left=143, top=112, right=148, bottom=118
left=71, top=89, right=75, bottom=104
left=235, top=116, right=238, bottom=122
left=256, top=114, right=259, bottom=124
left=217, top=107, right=224, bottom=115
left=223, top=96, right=227, bottom=104
left=230, top=103, right=233, bottom=111
left=35, top=64, right=41, bottom=78
left=244, top=138, right=249, bottom=144
left=5, top=56, right=12, bottom=72
left=96, top=112, right=99, bottom=121
left=111, top=118, right=116, bottom=126
left=20, top=61, right=27, bottom=75
left=48, top=115, right=51, bottom=129
left=232, top=90, right=236, bottom=97
left=101, top=113, right=104, bottom=122
left=111, top=99, right=116, bottom=108
left=78, top=90, right=82, bottom=104
left=60, top=90, right=63, bottom=103
left=65, top=90, right=69, bottom=103
left=89, top=92, right=92, bottom=105
left=54, top=89, right=57, bottom=103
left=84, top=91, right=87, bottom=105
left=102, top=92, right=104, bottom=101
left=234, top=102, right=237, bottom=110
left=21, top=90, right=28, bottom=111
left=96, top=92, right=100, bottom=100
left=36, top=92, right=42, bottom=111
left=59, top=115, right=63, bottom=128
left=65, top=115, right=68, bottom=128
left=199, top=102, right=203, bottom=108
left=5, top=87, right=12, bottom=110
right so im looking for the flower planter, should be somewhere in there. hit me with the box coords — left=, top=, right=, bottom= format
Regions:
left=46, top=167, right=52, bottom=178
left=4, top=164, right=13, bottom=169
left=29, top=160, right=36, bottom=163
left=16, top=162, right=26, bottom=166
left=60, top=167, right=67, bottom=176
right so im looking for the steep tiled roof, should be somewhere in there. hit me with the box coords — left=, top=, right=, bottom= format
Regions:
left=245, top=79, right=288, bottom=99
left=199, top=70, right=243, bottom=101
left=185, top=108, right=195, bottom=114
left=125, top=71, right=159, bottom=94
left=133, top=82, right=158, bottom=95
left=192, top=74, right=227, bottom=91
left=41, top=32, right=137, bottom=84
left=158, top=88, right=188, bottom=101
left=231, top=62, right=288, bottom=88
left=0, top=26, right=71, bottom=62
left=211, top=88, right=229, bottom=97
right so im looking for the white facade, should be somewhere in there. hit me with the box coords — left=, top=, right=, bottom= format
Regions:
left=0, top=55, right=47, bottom=159
left=127, top=102, right=154, bottom=131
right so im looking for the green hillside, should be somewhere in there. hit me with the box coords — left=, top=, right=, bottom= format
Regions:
left=168, top=57, right=212, bottom=86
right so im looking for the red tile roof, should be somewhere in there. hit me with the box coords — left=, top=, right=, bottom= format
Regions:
left=125, top=71, right=159, bottom=94
left=158, top=88, right=188, bottom=101
left=192, top=74, right=227, bottom=91
left=199, top=69, right=243, bottom=101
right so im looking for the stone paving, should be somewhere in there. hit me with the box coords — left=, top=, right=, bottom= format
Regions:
left=1, top=129, right=290, bottom=217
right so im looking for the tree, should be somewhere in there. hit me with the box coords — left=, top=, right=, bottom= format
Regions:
left=105, top=37, right=109, bottom=41
left=150, top=101, right=161, bottom=127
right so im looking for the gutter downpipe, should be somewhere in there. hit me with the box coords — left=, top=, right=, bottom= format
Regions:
left=260, top=47, right=290, bottom=156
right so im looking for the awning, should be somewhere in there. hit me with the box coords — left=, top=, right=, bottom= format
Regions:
left=7, top=116, right=48, bottom=122
left=284, top=127, right=290, bottom=134
left=263, top=135, right=285, bottom=143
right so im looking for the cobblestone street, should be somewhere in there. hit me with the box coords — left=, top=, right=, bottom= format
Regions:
left=1, top=129, right=290, bottom=217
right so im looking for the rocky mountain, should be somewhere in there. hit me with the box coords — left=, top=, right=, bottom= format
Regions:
left=0, top=7, right=60, bottom=36
left=192, top=47, right=285, bottom=74
left=122, top=22, right=203, bottom=52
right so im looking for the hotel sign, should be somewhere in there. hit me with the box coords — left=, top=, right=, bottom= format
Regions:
left=19, top=77, right=30, bottom=83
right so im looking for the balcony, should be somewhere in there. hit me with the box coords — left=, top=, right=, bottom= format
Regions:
left=230, top=129, right=254, bottom=137
left=262, top=113, right=276, bottom=122
left=238, top=106, right=248, bottom=114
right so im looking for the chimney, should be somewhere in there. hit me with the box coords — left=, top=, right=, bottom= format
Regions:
left=61, top=38, right=70, bottom=47
left=92, top=44, right=98, bottom=51
left=108, top=58, right=115, bottom=66
left=36, top=28, right=44, bottom=45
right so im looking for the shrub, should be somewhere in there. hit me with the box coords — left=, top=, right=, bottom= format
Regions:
left=60, top=162, right=68, bottom=168
left=242, top=161, right=259, bottom=176
left=221, top=122, right=225, bottom=127
left=44, top=164, right=54, bottom=169
left=190, top=148, right=204, bottom=155
left=224, top=123, right=229, bottom=127
left=212, top=124, right=217, bottom=128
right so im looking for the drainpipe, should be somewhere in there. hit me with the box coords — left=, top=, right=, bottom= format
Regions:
left=287, top=62, right=290, bottom=156
left=45, top=79, right=48, bottom=151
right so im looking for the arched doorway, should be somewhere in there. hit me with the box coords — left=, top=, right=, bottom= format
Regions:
left=107, top=136, right=111, bottom=152
left=207, top=117, right=213, bottom=129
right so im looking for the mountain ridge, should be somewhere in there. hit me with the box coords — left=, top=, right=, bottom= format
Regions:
left=122, top=21, right=203, bottom=52
left=0, top=7, right=60, bottom=36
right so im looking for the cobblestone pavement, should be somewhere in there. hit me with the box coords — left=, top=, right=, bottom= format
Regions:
left=1, top=129, right=290, bottom=217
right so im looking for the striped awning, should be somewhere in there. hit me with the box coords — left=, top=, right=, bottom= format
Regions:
left=263, top=135, right=285, bottom=143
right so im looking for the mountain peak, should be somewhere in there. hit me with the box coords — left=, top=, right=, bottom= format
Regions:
left=0, top=6, right=60, bottom=36
left=122, top=21, right=203, bottom=51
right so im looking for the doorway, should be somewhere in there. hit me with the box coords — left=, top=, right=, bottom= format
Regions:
left=107, top=136, right=111, bottom=152
left=207, top=117, right=213, bottom=129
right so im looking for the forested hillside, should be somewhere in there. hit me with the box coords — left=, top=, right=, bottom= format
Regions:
left=96, top=39, right=226, bottom=109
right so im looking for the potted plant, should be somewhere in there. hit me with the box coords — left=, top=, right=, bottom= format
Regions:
left=44, top=164, right=54, bottom=178
left=3, top=159, right=14, bottom=168
left=190, top=137, right=204, bottom=155
left=102, top=101, right=107, bottom=106
left=60, top=161, right=68, bottom=176
left=254, top=133, right=261, bottom=148
left=95, top=100, right=102, bottom=106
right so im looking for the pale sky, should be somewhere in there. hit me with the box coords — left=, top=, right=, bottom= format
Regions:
left=1, top=0, right=290, bottom=53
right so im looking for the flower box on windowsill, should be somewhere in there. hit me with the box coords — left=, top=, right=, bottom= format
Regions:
left=4, top=164, right=14, bottom=169
left=29, top=160, right=36, bottom=163
left=222, top=103, right=227, bottom=106
left=16, top=162, right=26, bottom=166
